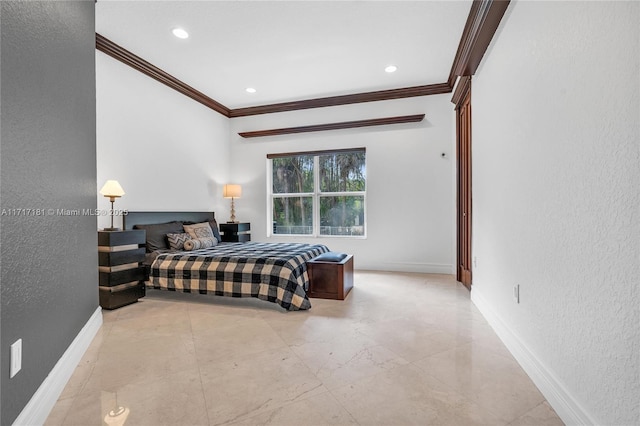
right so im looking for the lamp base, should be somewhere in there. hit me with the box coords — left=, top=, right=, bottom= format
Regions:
left=102, top=227, right=121, bottom=232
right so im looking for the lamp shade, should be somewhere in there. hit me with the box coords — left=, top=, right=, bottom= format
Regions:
left=100, top=180, right=125, bottom=198
left=223, top=184, right=242, bottom=199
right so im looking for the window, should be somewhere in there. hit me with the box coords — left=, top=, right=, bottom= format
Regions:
left=268, top=148, right=366, bottom=237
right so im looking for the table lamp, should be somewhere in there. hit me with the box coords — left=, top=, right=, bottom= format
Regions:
left=100, top=180, right=125, bottom=231
left=223, top=184, right=242, bottom=223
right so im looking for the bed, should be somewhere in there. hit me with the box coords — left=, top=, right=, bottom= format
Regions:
left=123, top=211, right=329, bottom=310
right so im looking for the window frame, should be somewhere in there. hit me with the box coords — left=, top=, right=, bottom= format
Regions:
left=267, top=148, right=366, bottom=238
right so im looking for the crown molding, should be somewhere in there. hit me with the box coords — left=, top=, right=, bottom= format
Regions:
left=238, top=114, right=425, bottom=138
left=96, top=33, right=448, bottom=118
left=95, top=33, right=231, bottom=117
left=448, top=0, right=511, bottom=88
left=96, top=1, right=509, bottom=115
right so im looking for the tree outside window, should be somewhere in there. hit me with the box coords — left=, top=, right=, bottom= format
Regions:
left=269, top=149, right=366, bottom=237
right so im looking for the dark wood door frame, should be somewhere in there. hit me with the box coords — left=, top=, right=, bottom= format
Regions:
left=448, top=1, right=510, bottom=289
left=454, top=76, right=472, bottom=289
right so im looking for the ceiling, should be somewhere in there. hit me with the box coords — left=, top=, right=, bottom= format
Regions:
left=95, top=1, right=473, bottom=110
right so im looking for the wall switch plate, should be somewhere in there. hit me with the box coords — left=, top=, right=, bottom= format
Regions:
left=10, top=339, right=22, bottom=378
left=514, top=285, right=520, bottom=304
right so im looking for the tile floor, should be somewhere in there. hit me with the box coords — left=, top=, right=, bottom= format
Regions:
left=45, top=271, right=564, bottom=426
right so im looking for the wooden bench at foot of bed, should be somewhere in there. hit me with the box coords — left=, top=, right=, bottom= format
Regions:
left=307, top=253, right=354, bottom=300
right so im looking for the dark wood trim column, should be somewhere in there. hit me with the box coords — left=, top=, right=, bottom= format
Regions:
left=454, top=77, right=473, bottom=289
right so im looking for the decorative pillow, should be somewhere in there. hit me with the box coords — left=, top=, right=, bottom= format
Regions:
left=208, top=219, right=222, bottom=243
left=133, top=221, right=184, bottom=252
left=183, top=222, right=215, bottom=240
left=166, top=232, right=192, bottom=250
left=183, top=237, right=217, bottom=251
left=312, top=252, right=348, bottom=262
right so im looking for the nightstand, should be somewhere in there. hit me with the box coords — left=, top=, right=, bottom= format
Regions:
left=219, top=222, right=251, bottom=242
left=98, top=230, right=146, bottom=309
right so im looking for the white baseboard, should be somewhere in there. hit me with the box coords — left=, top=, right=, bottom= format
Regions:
left=471, top=288, right=597, bottom=426
left=356, top=262, right=454, bottom=274
left=13, top=307, right=103, bottom=426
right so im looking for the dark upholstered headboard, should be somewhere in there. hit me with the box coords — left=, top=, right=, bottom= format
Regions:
left=123, top=211, right=215, bottom=230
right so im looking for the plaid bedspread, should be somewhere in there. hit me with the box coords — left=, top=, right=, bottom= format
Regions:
left=149, top=242, right=329, bottom=310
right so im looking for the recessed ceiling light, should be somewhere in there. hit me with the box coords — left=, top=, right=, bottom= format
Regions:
left=385, top=65, right=398, bottom=73
left=245, top=87, right=257, bottom=94
left=172, top=28, right=189, bottom=39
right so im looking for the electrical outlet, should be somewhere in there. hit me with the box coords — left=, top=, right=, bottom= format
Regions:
left=514, top=285, right=520, bottom=304
left=10, top=339, right=22, bottom=378
left=473, top=256, right=477, bottom=268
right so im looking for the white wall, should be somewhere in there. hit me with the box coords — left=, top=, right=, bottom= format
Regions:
left=96, top=52, right=230, bottom=229
left=229, top=95, right=456, bottom=273
left=471, top=2, right=639, bottom=425
left=96, top=51, right=455, bottom=273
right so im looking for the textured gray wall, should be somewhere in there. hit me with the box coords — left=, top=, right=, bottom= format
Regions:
left=1, top=2, right=98, bottom=424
